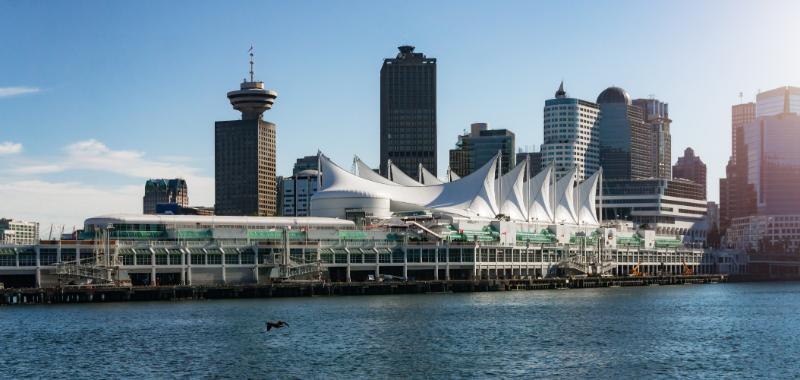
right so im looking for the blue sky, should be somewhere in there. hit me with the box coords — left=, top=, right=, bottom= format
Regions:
left=1, top=0, right=799, bottom=229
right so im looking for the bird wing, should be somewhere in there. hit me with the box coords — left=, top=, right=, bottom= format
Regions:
left=266, top=324, right=272, bottom=331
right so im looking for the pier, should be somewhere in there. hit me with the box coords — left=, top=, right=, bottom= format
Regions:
left=0, top=274, right=726, bottom=305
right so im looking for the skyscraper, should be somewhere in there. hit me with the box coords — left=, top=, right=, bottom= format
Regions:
left=596, top=87, right=651, bottom=180
left=743, top=113, right=800, bottom=215
left=673, top=147, right=707, bottom=199
left=215, top=49, right=278, bottom=216
left=540, top=82, right=600, bottom=180
left=720, top=102, right=757, bottom=232
left=448, top=123, right=515, bottom=177
left=143, top=178, right=188, bottom=214
left=380, top=45, right=437, bottom=178
left=633, top=98, right=671, bottom=179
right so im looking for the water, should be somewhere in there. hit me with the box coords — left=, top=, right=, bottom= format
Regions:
left=2, top=283, right=799, bottom=379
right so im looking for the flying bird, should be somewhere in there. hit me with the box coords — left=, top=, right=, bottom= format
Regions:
left=265, top=320, right=289, bottom=332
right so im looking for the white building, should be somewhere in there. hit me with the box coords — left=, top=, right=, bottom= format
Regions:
left=281, top=170, right=320, bottom=217
left=0, top=219, right=39, bottom=245
left=540, top=82, right=600, bottom=180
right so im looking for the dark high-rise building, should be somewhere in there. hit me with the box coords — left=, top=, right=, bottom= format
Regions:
left=596, top=87, right=651, bottom=180
left=380, top=45, right=437, bottom=178
left=673, top=147, right=707, bottom=199
left=720, top=102, right=757, bottom=232
left=448, top=123, right=515, bottom=177
left=143, top=178, right=188, bottom=214
left=215, top=50, right=278, bottom=216
left=633, top=98, right=671, bottom=179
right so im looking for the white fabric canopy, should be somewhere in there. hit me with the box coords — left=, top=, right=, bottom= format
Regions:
left=388, top=162, right=423, bottom=186
left=317, top=154, right=500, bottom=218
left=526, top=164, right=554, bottom=223
left=574, top=169, right=600, bottom=225
left=420, top=165, right=443, bottom=185
left=315, top=154, right=599, bottom=226
left=496, top=161, right=528, bottom=221
left=554, top=167, right=578, bottom=224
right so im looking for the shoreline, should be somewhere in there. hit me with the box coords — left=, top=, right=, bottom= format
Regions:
left=0, top=274, right=729, bottom=306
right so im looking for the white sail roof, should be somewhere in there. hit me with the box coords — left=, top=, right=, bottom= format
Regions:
left=526, top=164, right=554, bottom=223
left=420, top=165, right=443, bottom=185
left=448, top=169, right=461, bottom=182
left=554, top=167, right=578, bottom=224
left=388, top=162, right=423, bottom=186
left=574, top=169, right=600, bottom=225
left=317, top=153, right=500, bottom=218
left=496, top=161, right=528, bottom=221
left=354, top=157, right=397, bottom=185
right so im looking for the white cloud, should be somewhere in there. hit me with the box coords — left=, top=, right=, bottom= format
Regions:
left=0, top=141, right=22, bottom=155
left=0, top=87, right=40, bottom=97
left=0, top=180, right=142, bottom=229
left=5, top=139, right=215, bottom=227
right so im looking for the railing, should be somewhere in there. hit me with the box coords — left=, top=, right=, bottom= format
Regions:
left=53, top=262, right=114, bottom=283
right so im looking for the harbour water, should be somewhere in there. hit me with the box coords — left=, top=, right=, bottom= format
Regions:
left=2, top=282, right=799, bottom=379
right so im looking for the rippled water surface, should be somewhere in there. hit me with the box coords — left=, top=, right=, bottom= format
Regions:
left=2, top=283, right=800, bottom=379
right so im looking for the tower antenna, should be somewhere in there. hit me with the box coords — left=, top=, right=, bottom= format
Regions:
left=249, top=45, right=255, bottom=82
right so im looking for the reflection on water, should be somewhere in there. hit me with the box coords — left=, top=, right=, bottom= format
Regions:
left=1, top=283, right=799, bottom=378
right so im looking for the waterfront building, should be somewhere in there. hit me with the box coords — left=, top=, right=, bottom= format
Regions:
left=0, top=219, right=39, bottom=245
left=448, top=123, right=515, bottom=177
left=596, top=87, right=651, bottom=180
left=516, top=151, right=542, bottom=180
left=632, top=98, right=671, bottom=179
left=673, top=147, right=707, bottom=199
left=380, top=45, right=437, bottom=178
left=540, top=82, right=600, bottom=180
left=600, top=178, right=708, bottom=241
left=292, top=155, right=319, bottom=174
left=0, top=211, right=707, bottom=288
left=281, top=170, right=320, bottom=217
left=215, top=49, right=277, bottom=216
left=142, top=178, right=188, bottom=215
left=720, top=102, right=757, bottom=233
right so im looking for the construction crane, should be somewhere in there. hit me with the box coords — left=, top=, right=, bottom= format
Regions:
left=629, top=261, right=643, bottom=277
left=682, top=261, right=694, bottom=276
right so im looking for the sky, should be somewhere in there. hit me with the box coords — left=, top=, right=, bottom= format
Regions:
left=1, top=0, right=799, bottom=231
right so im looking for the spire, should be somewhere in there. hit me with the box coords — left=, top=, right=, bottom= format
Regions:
left=248, top=45, right=255, bottom=82
left=555, top=81, right=566, bottom=98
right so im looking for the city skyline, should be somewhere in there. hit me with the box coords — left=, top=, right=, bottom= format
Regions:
left=2, top=1, right=800, bottom=228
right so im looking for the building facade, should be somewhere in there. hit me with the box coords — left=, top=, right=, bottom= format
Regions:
left=143, top=178, right=188, bottom=214
left=215, top=52, right=278, bottom=216
left=743, top=113, right=800, bottom=215
left=673, top=147, right=707, bottom=199
left=596, top=87, right=651, bottom=180
left=600, top=179, right=708, bottom=241
left=380, top=45, right=437, bottom=178
left=448, top=123, right=515, bottom=177
left=755, top=86, right=800, bottom=118
left=633, top=98, right=671, bottom=179
left=516, top=151, right=542, bottom=180
left=281, top=170, right=320, bottom=217
left=0, top=219, right=39, bottom=245
left=540, top=82, right=600, bottom=180
left=720, top=102, right=757, bottom=233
